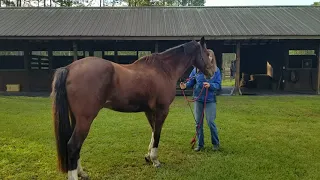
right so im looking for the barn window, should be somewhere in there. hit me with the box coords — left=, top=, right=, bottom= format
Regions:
left=288, top=50, right=317, bottom=69
left=138, top=51, right=151, bottom=58
left=52, top=51, right=84, bottom=69
left=0, top=51, right=25, bottom=70
left=30, top=51, right=49, bottom=70
left=289, top=50, right=315, bottom=56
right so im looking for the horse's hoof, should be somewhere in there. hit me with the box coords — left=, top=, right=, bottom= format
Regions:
left=78, top=171, right=89, bottom=180
left=79, top=176, right=90, bottom=180
left=144, top=154, right=151, bottom=163
left=152, top=160, right=161, bottom=168
left=153, top=163, right=161, bottom=168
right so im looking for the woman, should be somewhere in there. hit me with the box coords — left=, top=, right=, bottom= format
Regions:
left=180, top=49, right=221, bottom=151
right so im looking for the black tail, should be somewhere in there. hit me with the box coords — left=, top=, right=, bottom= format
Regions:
left=51, top=67, right=73, bottom=173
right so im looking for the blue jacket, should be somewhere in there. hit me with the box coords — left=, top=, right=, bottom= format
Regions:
left=185, top=67, right=221, bottom=103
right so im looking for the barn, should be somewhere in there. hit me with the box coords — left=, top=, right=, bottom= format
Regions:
left=0, top=6, right=319, bottom=95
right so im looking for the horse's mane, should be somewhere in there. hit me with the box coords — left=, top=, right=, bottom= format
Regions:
left=133, top=41, right=198, bottom=74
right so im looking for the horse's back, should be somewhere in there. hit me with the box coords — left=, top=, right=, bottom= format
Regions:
left=65, top=57, right=115, bottom=115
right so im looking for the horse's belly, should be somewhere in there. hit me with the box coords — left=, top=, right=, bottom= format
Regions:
left=103, top=100, right=149, bottom=113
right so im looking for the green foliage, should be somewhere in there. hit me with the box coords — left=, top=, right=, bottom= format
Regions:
left=124, top=0, right=205, bottom=6
left=313, top=1, right=320, bottom=6
left=1, top=96, right=320, bottom=179
left=52, top=0, right=84, bottom=7
left=0, top=0, right=15, bottom=6
left=222, top=79, right=235, bottom=86
left=0, top=51, right=23, bottom=56
left=0, top=0, right=204, bottom=7
left=178, top=0, right=205, bottom=6
left=289, top=50, right=315, bottom=56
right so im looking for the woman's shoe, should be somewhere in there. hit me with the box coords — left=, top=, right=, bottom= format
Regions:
left=213, top=145, right=220, bottom=151
left=194, top=146, right=203, bottom=152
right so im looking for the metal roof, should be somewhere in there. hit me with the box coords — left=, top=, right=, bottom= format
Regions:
left=1, top=6, right=320, bottom=40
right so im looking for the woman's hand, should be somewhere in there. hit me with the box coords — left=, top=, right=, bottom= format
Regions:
left=180, top=82, right=187, bottom=90
left=203, top=82, right=210, bottom=88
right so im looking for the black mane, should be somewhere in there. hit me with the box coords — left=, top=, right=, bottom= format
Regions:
left=133, top=40, right=199, bottom=75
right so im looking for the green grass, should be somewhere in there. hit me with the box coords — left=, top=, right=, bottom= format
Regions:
left=222, top=78, right=235, bottom=86
left=1, top=95, right=320, bottom=180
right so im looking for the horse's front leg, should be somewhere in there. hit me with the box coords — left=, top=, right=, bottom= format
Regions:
left=149, top=108, right=169, bottom=168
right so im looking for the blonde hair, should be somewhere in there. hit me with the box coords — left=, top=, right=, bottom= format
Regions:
left=207, top=49, right=217, bottom=73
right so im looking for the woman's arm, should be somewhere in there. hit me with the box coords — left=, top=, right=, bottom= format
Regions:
left=186, top=68, right=196, bottom=88
left=208, top=68, right=221, bottom=91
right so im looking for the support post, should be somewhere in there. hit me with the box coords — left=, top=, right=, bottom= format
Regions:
left=114, top=50, right=118, bottom=63
left=215, top=50, right=223, bottom=76
left=155, top=41, right=159, bottom=53
left=24, top=41, right=31, bottom=92
left=23, top=43, right=30, bottom=71
left=73, top=41, right=78, bottom=61
left=317, top=43, right=320, bottom=95
left=114, top=41, right=118, bottom=63
left=234, top=42, right=241, bottom=95
left=48, top=47, right=53, bottom=71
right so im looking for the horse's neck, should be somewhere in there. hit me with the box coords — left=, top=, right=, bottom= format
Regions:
left=165, top=55, right=193, bottom=81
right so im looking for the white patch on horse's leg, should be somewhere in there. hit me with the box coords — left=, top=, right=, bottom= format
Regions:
left=150, top=147, right=161, bottom=167
left=77, top=159, right=83, bottom=173
left=77, top=159, right=88, bottom=179
left=145, top=132, right=154, bottom=162
left=68, top=169, right=78, bottom=180
left=148, top=132, right=154, bottom=153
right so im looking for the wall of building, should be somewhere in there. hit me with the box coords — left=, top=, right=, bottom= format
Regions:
left=0, top=39, right=319, bottom=94
left=284, top=69, right=317, bottom=92
left=0, top=70, right=53, bottom=92
left=0, top=71, right=29, bottom=91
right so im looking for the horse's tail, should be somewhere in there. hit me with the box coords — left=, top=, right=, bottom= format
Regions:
left=51, top=67, right=73, bottom=173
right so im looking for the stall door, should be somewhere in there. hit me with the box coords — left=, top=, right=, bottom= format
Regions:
left=29, top=55, right=52, bottom=92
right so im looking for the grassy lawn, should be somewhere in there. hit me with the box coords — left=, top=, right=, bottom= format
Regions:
left=222, top=78, right=235, bottom=86
left=1, top=95, right=320, bottom=180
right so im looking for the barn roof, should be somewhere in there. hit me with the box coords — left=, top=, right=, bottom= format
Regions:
left=1, top=6, right=320, bottom=40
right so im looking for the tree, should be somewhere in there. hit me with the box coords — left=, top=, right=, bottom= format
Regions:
left=0, top=0, right=16, bottom=6
left=178, top=0, right=205, bottom=6
left=122, top=0, right=205, bottom=6
left=313, top=1, right=320, bottom=6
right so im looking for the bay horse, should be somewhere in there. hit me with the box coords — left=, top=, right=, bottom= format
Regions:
left=51, top=37, right=215, bottom=180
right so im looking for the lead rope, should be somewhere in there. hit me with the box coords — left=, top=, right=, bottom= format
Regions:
left=182, top=86, right=209, bottom=149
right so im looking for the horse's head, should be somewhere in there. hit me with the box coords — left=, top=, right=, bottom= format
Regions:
left=194, top=37, right=215, bottom=78
left=183, top=37, right=215, bottom=78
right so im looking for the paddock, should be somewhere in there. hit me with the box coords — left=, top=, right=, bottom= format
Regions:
left=1, top=95, right=319, bottom=179
left=0, top=6, right=320, bottom=95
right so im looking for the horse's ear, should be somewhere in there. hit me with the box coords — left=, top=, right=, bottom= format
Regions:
left=200, top=37, right=205, bottom=47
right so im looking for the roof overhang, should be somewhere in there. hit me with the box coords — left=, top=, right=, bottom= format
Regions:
left=1, top=35, right=320, bottom=41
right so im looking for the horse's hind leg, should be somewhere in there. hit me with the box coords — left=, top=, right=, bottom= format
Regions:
left=144, top=111, right=155, bottom=163
left=67, top=116, right=94, bottom=180
left=77, top=158, right=87, bottom=179
left=150, top=108, right=169, bottom=168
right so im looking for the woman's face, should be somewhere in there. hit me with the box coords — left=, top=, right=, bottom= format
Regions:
left=209, top=53, right=213, bottom=62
